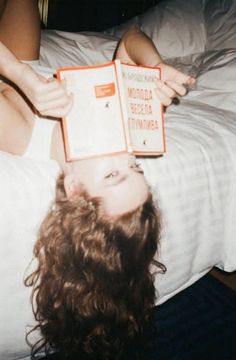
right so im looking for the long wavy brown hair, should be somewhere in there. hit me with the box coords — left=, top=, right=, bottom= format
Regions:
left=25, top=173, right=165, bottom=359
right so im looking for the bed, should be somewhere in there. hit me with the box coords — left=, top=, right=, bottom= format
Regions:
left=1, top=0, right=236, bottom=359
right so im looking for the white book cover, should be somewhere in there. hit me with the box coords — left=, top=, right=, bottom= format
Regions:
left=57, top=60, right=165, bottom=160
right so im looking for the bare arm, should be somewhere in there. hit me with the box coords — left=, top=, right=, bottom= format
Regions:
left=0, top=41, right=72, bottom=118
left=0, top=0, right=7, bottom=19
left=115, top=26, right=163, bottom=67
left=0, top=0, right=40, bottom=60
left=115, top=27, right=196, bottom=106
left=0, top=0, right=72, bottom=118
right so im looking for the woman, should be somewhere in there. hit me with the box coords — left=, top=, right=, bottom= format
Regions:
left=0, top=1, right=194, bottom=358
left=0, top=34, right=194, bottom=215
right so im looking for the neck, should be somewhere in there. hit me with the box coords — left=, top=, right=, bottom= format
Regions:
left=50, top=122, right=73, bottom=173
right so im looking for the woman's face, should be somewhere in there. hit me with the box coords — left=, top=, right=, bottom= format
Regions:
left=64, top=153, right=149, bottom=217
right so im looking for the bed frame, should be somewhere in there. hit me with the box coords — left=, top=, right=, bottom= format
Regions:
left=38, top=0, right=49, bottom=27
left=38, top=0, right=160, bottom=31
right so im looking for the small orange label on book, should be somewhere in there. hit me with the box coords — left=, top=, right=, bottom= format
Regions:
left=95, top=83, right=116, bottom=98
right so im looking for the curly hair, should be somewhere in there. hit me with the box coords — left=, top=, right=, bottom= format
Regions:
left=25, top=173, right=165, bottom=359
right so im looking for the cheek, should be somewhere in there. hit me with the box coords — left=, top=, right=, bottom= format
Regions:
left=102, top=177, right=149, bottom=216
left=133, top=176, right=149, bottom=203
left=73, top=170, right=100, bottom=196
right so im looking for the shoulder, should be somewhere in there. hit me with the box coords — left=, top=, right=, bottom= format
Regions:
left=0, top=82, right=34, bottom=155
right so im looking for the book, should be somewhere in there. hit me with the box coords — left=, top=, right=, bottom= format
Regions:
left=57, top=59, right=165, bottom=161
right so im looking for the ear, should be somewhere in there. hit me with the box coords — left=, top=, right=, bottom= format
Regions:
left=64, top=173, right=78, bottom=199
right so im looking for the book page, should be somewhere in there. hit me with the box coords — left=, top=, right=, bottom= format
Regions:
left=57, top=63, right=127, bottom=160
left=121, top=63, right=165, bottom=155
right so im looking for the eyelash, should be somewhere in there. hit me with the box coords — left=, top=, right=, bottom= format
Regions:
left=105, top=171, right=119, bottom=179
left=105, top=163, right=143, bottom=179
left=131, top=162, right=142, bottom=170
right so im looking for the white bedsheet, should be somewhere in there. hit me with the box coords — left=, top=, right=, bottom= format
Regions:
left=1, top=0, right=236, bottom=359
left=148, top=101, right=236, bottom=302
left=141, top=48, right=236, bottom=300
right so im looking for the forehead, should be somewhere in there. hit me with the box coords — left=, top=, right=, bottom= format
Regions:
left=72, top=153, right=136, bottom=171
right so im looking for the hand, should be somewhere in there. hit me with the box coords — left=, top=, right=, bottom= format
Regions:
left=155, top=63, right=196, bottom=106
left=15, top=63, right=73, bottom=118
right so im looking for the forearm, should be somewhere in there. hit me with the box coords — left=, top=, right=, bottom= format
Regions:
left=115, top=26, right=163, bottom=67
left=0, top=0, right=40, bottom=60
left=0, top=0, right=6, bottom=19
left=115, top=26, right=195, bottom=107
left=0, top=41, right=26, bottom=85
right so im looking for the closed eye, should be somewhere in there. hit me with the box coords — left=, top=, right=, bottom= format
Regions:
left=130, top=163, right=144, bottom=174
left=105, top=172, right=127, bottom=186
left=104, top=163, right=143, bottom=185
left=104, top=171, right=119, bottom=179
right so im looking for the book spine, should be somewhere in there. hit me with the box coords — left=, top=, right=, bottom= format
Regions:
left=114, top=59, right=133, bottom=153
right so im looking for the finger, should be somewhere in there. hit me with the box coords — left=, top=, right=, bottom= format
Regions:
left=154, top=87, right=172, bottom=107
left=39, top=96, right=73, bottom=118
left=35, top=96, right=71, bottom=112
left=31, top=79, right=71, bottom=104
left=174, top=70, right=196, bottom=86
left=38, top=78, right=67, bottom=95
left=165, top=80, right=187, bottom=96
left=34, top=86, right=70, bottom=103
left=155, top=79, right=176, bottom=99
left=187, top=76, right=196, bottom=86
left=36, top=94, right=73, bottom=117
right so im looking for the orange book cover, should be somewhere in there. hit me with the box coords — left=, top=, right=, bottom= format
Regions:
left=57, top=60, right=165, bottom=161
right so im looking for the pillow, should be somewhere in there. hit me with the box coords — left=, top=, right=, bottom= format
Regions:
left=40, top=30, right=118, bottom=68
left=203, top=0, right=236, bottom=50
left=105, top=0, right=207, bottom=58
left=40, top=0, right=207, bottom=69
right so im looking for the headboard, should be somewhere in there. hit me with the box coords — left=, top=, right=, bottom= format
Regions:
left=38, top=0, right=49, bottom=27
left=38, top=0, right=159, bottom=31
